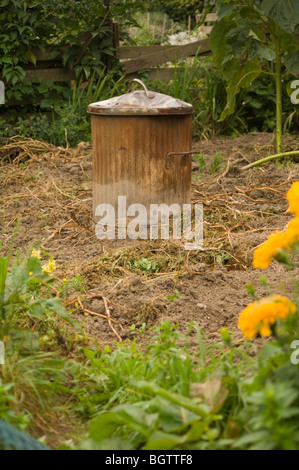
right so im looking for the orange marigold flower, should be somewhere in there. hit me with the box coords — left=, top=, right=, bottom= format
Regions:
left=285, top=218, right=299, bottom=245
left=252, top=231, right=290, bottom=269
left=287, top=182, right=299, bottom=217
left=253, top=217, right=299, bottom=270
left=238, top=295, right=296, bottom=339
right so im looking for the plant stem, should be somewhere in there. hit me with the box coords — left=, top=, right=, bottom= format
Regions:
left=241, top=151, right=299, bottom=170
left=275, top=36, right=282, bottom=153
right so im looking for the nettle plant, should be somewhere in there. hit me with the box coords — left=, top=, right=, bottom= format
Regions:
left=208, top=0, right=299, bottom=155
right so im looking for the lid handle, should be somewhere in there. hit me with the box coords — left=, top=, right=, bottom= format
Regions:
left=128, top=79, right=155, bottom=99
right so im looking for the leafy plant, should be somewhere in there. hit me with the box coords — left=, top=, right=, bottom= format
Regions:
left=72, top=321, right=256, bottom=450
left=0, top=0, right=134, bottom=118
left=148, top=0, right=205, bottom=25
left=209, top=0, right=299, bottom=152
left=133, top=258, right=161, bottom=274
left=0, top=247, right=75, bottom=341
left=1, top=72, right=125, bottom=147
left=194, top=153, right=207, bottom=172
left=166, top=289, right=181, bottom=304
left=210, top=151, right=223, bottom=174
left=72, top=184, right=299, bottom=450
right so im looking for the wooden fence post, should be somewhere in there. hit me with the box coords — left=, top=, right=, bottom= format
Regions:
left=161, top=14, right=167, bottom=42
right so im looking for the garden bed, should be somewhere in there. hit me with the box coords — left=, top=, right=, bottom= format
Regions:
left=1, top=132, right=298, bottom=348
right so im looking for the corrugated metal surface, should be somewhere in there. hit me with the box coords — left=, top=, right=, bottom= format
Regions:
left=91, top=114, right=192, bottom=217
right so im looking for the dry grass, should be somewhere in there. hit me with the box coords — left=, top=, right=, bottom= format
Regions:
left=1, top=134, right=299, bottom=343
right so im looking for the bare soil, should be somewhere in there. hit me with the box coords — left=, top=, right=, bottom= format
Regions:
left=1, top=132, right=299, bottom=348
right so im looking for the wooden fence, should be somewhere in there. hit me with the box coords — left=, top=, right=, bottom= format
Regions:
left=3, top=14, right=216, bottom=107
left=18, top=37, right=210, bottom=85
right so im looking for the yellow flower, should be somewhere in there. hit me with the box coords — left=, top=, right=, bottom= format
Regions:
left=47, top=259, right=56, bottom=272
left=29, top=272, right=33, bottom=276
left=285, top=218, right=299, bottom=245
left=253, top=231, right=290, bottom=269
left=252, top=183, right=299, bottom=269
left=253, top=217, right=299, bottom=270
left=31, top=249, right=41, bottom=259
left=42, top=259, right=56, bottom=274
left=238, top=295, right=296, bottom=339
left=287, top=182, right=299, bottom=218
left=63, top=278, right=67, bottom=282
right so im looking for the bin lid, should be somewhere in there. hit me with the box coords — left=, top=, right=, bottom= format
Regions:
left=88, top=79, right=193, bottom=116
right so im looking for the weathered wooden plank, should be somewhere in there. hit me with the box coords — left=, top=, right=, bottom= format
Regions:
left=117, top=45, right=173, bottom=60
left=200, top=26, right=213, bottom=36
left=121, top=38, right=210, bottom=75
left=145, top=66, right=205, bottom=81
left=25, top=68, right=76, bottom=82
left=205, top=13, right=217, bottom=23
left=118, top=38, right=210, bottom=61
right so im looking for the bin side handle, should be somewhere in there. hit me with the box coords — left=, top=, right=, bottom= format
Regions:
left=165, top=151, right=197, bottom=169
left=128, top=79, right=155, bottom=99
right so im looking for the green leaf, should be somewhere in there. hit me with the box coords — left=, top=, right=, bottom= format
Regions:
left=42, top=298, right=77, bottom=327
left=135, top=382, right=209, bottom=417
left=258, top=342, right=284, bottom=368
left=239, top=7, right=262, bottom=22
left=255, top=43, right=276, bottom=61
left=285, top=51, right=299, bottom=74
left=90, top=405, right=158, bottom=441
left=38, top=83, right=49, bottom=94
left=210, top=16, right=235, bottom=68
left=2, top=56, right=13, bottom=64
left=143, top=431, right=184, bottom=450
left=217, top=4, right=235, bottom=20
left=89, top=412, right=122, bottom=441
left=29, top=303, right=45, bottom=320
left=25, top=50, right=37, bottom=66
left=27, top=257, right=42, bottom=276
left=260, top=0, right=299, bottom=33
left=0, top=257, right=9, bottom=295
left=82, top=347, right=97, bottom=360
left=234, top=430, right=270, bottom=449
left=221, top=59, right=262, bottom=121
left=113, top=405, right=158, bottom=438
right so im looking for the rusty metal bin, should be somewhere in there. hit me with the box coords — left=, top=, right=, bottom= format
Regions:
left=88, top=79, right=193, bottom=220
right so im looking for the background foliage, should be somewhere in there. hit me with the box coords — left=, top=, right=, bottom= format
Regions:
left=209, top=0, right=299, bottom=117
left=150, top=0, right=205, bottom=24
left=0, top=0, right=134, bottom=105
left=0, top=0, right=298, bottom=145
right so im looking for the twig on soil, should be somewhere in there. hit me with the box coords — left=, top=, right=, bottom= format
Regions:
left=102, top=295, right=123, bottom=343
left=42, top=220, right=77, bottom=245
left=77, top=296, right=123, bottom=343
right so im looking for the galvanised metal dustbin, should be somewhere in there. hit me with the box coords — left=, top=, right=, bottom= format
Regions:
left=88, top=79, right=194, bottom=221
